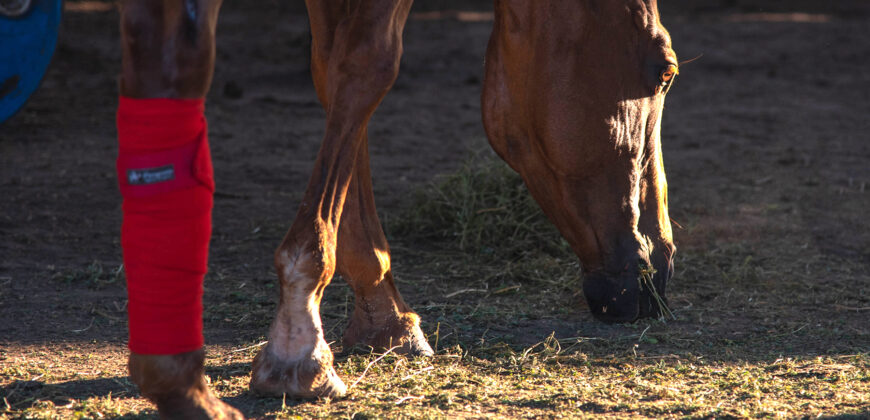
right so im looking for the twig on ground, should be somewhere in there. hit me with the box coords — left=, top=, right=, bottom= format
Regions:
left=349, top=346, right=401, bottom=390
left=394, top=395, right=425, bottom=405
left=638, top=325, right=652, bottom=343
left=445, top=288, right=487, bottom=298
left=492, top=284, right=521, bottom=294
left=71, top=318, right=94, bottom=333
left=231, top=341, right=268, bottom=353
left=401, top=366, right=434, bottom=381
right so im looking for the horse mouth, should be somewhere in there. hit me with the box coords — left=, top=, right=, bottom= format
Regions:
left=584, top=276, right=669, bottom=323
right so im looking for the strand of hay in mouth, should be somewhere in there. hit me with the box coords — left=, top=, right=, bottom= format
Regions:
left=638, top=264, right=675, bottom=321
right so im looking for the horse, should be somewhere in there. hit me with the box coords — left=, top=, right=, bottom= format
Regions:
left=116, top=0, right=678, bottom=417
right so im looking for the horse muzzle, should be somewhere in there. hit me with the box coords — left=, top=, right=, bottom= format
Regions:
left=583, top=252, right=673, bottom=323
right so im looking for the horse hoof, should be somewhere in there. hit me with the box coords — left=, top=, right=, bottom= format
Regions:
left=397, top=321, right=435, bottom=357
left=250, top=342, right=347, bottom=399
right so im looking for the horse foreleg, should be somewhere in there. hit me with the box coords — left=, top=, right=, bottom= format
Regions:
left=336, top=137, right=432, bottom=356
left=118, top=0, right=242, bottom=418
left=250, top=0, right=414, bottom=399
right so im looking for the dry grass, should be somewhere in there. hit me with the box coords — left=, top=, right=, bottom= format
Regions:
left=385, top=155, right=581, bottom=312
left=2, top=157, right=869, bottom=419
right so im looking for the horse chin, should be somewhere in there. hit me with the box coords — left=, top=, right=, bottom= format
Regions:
left=590, top=303, right=642, bottom=324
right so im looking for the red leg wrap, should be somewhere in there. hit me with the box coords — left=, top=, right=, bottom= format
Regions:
left=117, top=97, right=214, bottom=354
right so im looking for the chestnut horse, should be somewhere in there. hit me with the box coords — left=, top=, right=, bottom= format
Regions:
left=118, top=0, right=677, bottom=417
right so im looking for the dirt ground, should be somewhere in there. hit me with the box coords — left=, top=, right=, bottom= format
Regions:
left=1, top=0, right=869, bottom=418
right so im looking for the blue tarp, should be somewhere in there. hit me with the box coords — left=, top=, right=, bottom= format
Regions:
left=0, top=0, right=62, bottom=124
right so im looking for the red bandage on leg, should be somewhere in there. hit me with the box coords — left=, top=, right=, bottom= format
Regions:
left=117, top=97, right=214, bottom=354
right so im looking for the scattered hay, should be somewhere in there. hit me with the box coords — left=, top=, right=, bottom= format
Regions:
left=386, top=155, right=578, bottom=291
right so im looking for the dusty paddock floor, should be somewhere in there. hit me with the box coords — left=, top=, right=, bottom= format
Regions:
left=1, top=0, right=869, bottom=418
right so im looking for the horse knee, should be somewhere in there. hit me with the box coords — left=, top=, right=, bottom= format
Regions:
left=332, top=44, right=401, bottom=100
left=366, top=49, right=402, bottom=93
left=119, top=0, right=219, bottom=97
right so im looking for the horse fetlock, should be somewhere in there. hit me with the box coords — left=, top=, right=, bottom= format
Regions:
left=250, top=340, right=346, bottom=399
left=344, top=310, right=433, bottom=357
left=275, top=243, right=334, bottom=286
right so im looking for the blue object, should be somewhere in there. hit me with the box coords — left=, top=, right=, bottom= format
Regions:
left=0, top=0, right=62, bottom=124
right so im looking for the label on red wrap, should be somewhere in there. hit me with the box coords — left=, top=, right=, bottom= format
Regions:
left=127, top=165, right=175, bottom=185
left=117, top=137, right=203, bottom=198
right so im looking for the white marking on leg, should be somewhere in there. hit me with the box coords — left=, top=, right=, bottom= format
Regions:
left=268, top=247, right=324, bottom=362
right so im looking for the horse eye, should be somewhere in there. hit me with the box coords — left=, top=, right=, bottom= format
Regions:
left=660, top=64, right=678, bottom=88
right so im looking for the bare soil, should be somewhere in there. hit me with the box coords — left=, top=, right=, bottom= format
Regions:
left=1, top=0, right=869, bottom=418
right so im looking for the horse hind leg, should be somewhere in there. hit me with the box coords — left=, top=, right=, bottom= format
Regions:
left=336, top=138, right=432, bottom=356
left=250, top=0, right=415, bottom=399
